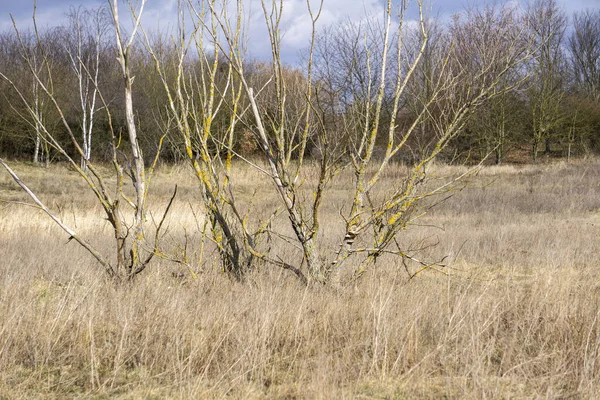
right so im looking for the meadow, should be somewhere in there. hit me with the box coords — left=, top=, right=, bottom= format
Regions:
left=1, top=159, right=600, bottom=398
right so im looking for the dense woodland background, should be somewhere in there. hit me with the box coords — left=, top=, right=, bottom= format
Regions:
left=1, top=0, right=598, bottom=167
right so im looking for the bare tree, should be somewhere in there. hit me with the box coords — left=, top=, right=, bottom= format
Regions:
left=0, top=0, right=172, bottom=281
left=402, top=16, right=451, bottom=162
left=526, top=0, right=568, bottom=161
left=453, top=5, right=531, bottom=164
left=0, top=30, right=53, bottom=165
left=62, top=6, right=108, bottom=170
left=29, top=43, right=49, bottom=165
left=142, top=0, right=262, bottom=278
left=157, top=0, right=534, bottom=284
left=569, top=9, right=600, bottom=102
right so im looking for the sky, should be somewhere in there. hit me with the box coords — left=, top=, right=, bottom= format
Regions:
left=1, top=0, right=599, bottom=62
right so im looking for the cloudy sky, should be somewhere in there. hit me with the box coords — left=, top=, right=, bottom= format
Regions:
left=1, top=0, right=599, bottom=62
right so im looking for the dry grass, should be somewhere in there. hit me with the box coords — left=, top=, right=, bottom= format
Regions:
left=1, top=159, right=600, bottom=398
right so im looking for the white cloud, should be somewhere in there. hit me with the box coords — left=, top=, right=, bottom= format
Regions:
left=237, top=0, right=388, bottom=61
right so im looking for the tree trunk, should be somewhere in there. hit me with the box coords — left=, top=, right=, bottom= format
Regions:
left=303, top=237, right=324, bottom=283
left=33, top=135, right=40, bottom=165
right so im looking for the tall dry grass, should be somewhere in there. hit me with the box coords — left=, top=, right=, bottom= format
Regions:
left=1, top=159, right=600, bottom=398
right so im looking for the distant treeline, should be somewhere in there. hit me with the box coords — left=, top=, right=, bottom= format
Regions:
left=0, top=0, right=598, bottom=166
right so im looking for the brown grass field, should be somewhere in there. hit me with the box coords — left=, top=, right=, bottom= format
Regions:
left=1, top=159, right=600, bottom=398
